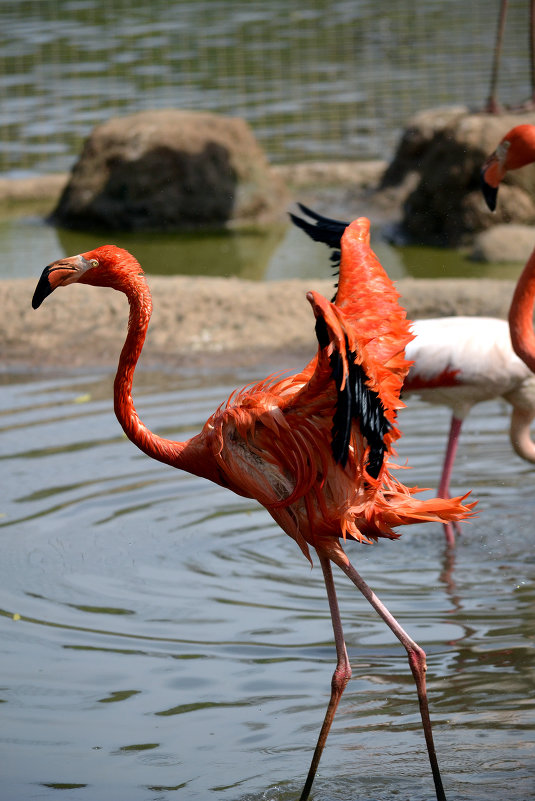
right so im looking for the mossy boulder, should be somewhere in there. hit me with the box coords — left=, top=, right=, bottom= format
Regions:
left=52, top=109, right=287, bottom=231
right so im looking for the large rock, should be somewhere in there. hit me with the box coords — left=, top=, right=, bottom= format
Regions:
left=380, top=107, right=535, bottom=246
left=471, top=224, right=535, bottom=263
left=52, top=110, right=287, bottom=230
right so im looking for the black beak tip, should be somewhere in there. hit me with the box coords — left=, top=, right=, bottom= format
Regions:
left=31, top=289, right=43, bottom=309
left=480, top=171, right=498, bottom=212
left=31, top=270, right=53, bottom=309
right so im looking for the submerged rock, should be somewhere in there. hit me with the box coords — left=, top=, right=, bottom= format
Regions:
left=471, top=223, right=535, bottom=263
left=52, top=109, right=287, bottom=231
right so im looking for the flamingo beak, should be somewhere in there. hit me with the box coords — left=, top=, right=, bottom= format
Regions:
left=480, top=143, right=509, bottom=212
left=32, top=255, right=92, bottom=309
left=480, top=166, right=498, bottom=212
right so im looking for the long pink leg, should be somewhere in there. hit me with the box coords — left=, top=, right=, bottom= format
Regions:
left=530, top=0, right=535, bottom=105
left=438, top=415, right=464, bottom=547
left=318, top=551, right=447, bottom=801
left=299, top=550, right=352, bottom=801
left=485, top=0, right=507, bottom=112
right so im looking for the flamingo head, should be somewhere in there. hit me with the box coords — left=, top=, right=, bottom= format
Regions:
left=32, top=245, right=143, bottom=309
left=480, top=124, right=535, bottom=211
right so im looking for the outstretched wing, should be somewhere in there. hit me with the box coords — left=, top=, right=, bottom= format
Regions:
left=287, top=217, right=412, bottom=474
left=287, top=221, right=474, bottom=541
left=290, top=204, right=401, bottom=321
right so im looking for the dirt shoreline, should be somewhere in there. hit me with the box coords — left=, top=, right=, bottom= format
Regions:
left=2, top=273, right=516, bottom=372
left=0, top=162, right=520, bottom=374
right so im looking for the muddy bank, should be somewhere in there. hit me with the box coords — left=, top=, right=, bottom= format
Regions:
left=2, top=273, right=515, bottom=372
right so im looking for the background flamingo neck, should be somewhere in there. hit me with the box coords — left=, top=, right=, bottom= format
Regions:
left=509, top=407, right=535, bottom=463
left=509, top=249, right=535, bottom=373
left=113, top=277, right=190, bottom=468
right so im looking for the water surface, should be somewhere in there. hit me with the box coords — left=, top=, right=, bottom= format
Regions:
left=1, top=367, right=534, bottom=800
left=0, top=0, right=530, bottom=175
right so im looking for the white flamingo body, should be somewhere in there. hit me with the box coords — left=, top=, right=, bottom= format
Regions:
left=405, top=317, right=535, bottom=431
left=404, top=315, right=535, bottom=544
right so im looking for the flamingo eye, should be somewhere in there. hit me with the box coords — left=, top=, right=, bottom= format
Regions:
left=90, top=259, right=99, bottom=267
left=497, top=141, right=510, bottom=159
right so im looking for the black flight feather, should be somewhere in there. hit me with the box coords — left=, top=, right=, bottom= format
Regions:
left=330, top=344, right=390, bottom=477
left=290, top=203, right=349, bottom=249
left=480, top=170, right=498, bottom=212
left=314, top=317, right=391, bottom=479
left=330, top=345, right=353, bottom=467
left=289, top=204, right=350, bottom=290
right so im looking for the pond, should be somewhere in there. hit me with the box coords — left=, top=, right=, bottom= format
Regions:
left=0, top=0, right=530, bottom=176
left=0, top=212, right=527, bottom=283
left=1, top=366, right=533, bottom=801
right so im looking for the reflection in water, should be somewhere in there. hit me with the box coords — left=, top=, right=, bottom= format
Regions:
left=0, top=369, right=534, bottom=801
left=55, top=223, right=289, bottom=281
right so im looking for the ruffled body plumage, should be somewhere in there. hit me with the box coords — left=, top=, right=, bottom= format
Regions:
left=202, top=218, right=473, bottom=561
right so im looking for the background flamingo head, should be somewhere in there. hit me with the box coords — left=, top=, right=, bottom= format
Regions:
left=481, top=124, right=535, bottom=211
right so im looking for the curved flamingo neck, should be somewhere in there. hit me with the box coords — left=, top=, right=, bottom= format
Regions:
left=509, top=407, right=535, bottom=463
left=509, top=248, right=535, bottom=373
left=112, top=274, right=194, bottom=471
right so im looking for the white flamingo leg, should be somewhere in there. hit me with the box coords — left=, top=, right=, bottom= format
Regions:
left=299, top=550, right=352, bottom=801
left=321, top=551, right=448, bottom=801
left=438, top=415, right=464, bottom=546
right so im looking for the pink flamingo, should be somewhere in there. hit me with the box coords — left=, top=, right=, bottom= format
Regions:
left=481, top=123, right=535, bottom=378
left=32, top=217, right=473, bottom=801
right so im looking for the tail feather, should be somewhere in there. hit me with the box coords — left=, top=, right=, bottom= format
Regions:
left=289, top=203, right=348, bottom=249
left=342, top=487, right=476, bottom=544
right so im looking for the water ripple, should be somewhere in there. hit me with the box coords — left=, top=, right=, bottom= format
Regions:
left=0, top=369, right=534, bottom=800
